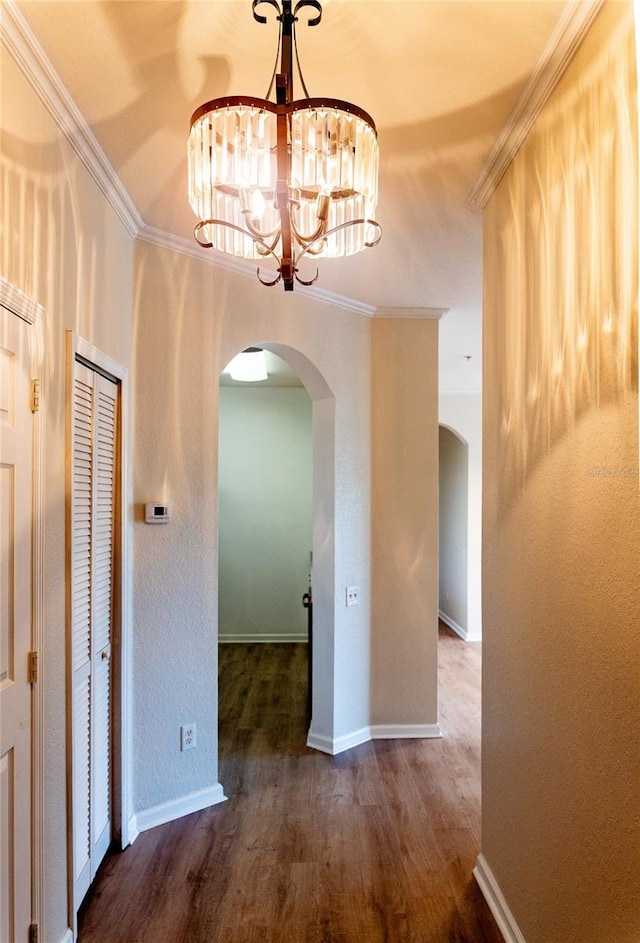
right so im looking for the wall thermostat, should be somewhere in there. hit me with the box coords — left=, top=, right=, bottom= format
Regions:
left=145, top=503, right=172, bottom=524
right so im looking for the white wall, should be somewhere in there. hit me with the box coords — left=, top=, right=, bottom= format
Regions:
left=439, top=393, right=482, bottom=640
left=438, top=425, right=468, bottom=635
left=132, top=239, right=375, bottom=789
left=218, top=386, right=312, bottom=642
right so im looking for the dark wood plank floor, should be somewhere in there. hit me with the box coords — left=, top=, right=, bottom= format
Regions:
left=78, top=624, right=503, bottom=943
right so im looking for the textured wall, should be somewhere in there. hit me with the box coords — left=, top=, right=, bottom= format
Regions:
left=218, top=386, right=312, bottom=641
left=132, top=240, right=374, bottom=801
left=371, top=317, right=440, bottom=727
left=482, top=4, right=640, bottom=941
left=1, top=46, right=134, bottom=943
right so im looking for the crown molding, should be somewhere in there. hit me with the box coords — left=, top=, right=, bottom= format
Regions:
left=468, top=0, right=604, bottom=211
left=1, top=0, right=144, bottom=237
left=138, top=224, right=378, bottom=317
left=373, top=306, right=448, bottom=320
left=0, top=276, right=44, bottom=324
left=138, top=224, right=261, bottom=278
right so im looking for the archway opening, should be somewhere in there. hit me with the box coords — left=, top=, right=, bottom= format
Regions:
left=438, top=424, right=469, bottom=639
left=217, top=344, right=336, bottom=793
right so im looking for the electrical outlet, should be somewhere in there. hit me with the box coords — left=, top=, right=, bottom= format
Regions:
left=346, top=585, right=360, bottom=607
left=181, top=723, right=196, bottom=751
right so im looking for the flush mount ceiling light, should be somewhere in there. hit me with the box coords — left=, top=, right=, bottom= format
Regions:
left=187, top=0, right=382, bottom=291
left=226, top=347, right=269, bottom=382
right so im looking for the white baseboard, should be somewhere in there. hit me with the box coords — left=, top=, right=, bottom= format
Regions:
left=307, top=725, right=371, bottom=755
left=131, top=783, right=227, bottom=836
left=307, top=722, right=443, bottom=754
left=127, top=814, right=139, bottom=846
left=219, top=634, right=308, bottom=643
left=371, top=723, right=442, bottom=740
left=439, top=609, right=482, bottom=643
left=57, top=930, right=74, bottom=943
left=474, top=854, right=526, bottom=943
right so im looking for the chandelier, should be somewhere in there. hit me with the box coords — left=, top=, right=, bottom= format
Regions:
left=187, top=0, right=382, bottom=291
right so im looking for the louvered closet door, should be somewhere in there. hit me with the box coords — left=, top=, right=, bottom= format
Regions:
left=71, top=362, right=118, bottom=908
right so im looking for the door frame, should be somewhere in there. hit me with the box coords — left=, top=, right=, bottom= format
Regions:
left=0, top=277, right=44, bottom=943
left=437, top=423, right=470, bottom=640
left=65, top=332, right=131, bottom=932
left=260, top=344, right=336, bottom=749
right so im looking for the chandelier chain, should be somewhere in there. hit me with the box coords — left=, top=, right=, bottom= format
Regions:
left=263, top=16, right=282, bottom=100
left=292, top=18, right=311, bottom=99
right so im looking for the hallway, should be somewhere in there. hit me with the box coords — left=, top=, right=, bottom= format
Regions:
left=78, top=626, right=501, bottom=942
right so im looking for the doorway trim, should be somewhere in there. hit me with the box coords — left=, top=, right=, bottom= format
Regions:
left=438, top=413, right=482, bottom=643
left=65, top=333, right=131, bottom=932
left=217, top=342, right=337, bottom=753
left=0, top=277, right=45, bottom=943
left=438, top=423, right=470, bottom=641
left=261, top=343, right=336, bottom=751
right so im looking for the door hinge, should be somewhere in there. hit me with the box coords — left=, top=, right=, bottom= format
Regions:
left=31, top=378, right=40, bottom=413
left=28, top=651, right=38, bottom=684
left=29, top=923, right=38, bottom=943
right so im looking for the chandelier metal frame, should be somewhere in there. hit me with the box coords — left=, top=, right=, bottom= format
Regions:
left=188, top=0, right=382, bottom=291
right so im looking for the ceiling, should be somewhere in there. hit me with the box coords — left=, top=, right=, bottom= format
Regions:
left=11, top=0, right=588, bottom=391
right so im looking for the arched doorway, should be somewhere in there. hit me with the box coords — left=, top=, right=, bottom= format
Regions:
left=218, top=351, right=312, bottom=645
left=217, top=343, right=336, bottom=769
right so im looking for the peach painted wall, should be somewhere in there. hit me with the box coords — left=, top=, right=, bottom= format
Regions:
left=371, top=317, right=440, bottom=729
left=481, top=4, right=640, bottom=941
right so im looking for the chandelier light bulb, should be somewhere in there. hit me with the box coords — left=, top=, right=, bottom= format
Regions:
left=251, top=188, right=266, bottom=221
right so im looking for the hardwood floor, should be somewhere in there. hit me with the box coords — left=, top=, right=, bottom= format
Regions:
left=78, top=625, right=503, bottom=943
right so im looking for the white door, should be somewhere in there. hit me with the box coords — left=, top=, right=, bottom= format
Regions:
left=71, top=361, right=118, bottom=910
left=0, top=307, right=33, bottom=943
